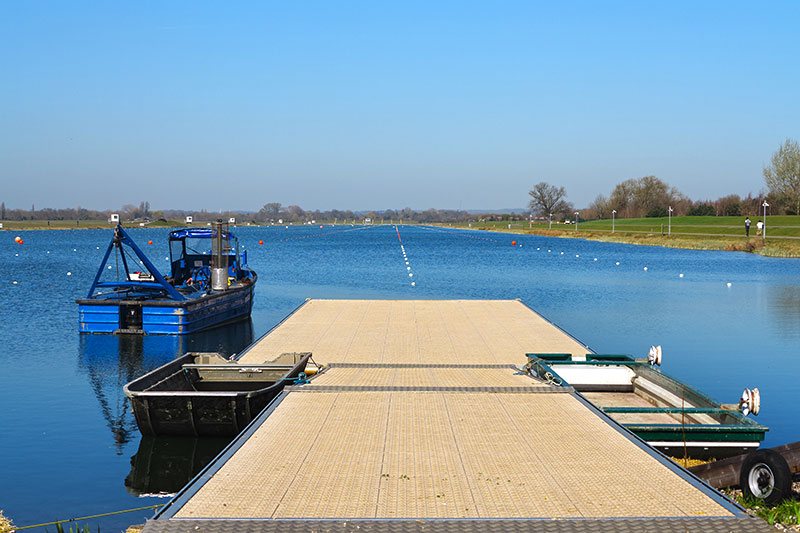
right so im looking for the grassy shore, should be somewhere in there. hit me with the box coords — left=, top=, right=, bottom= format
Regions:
left=0, top=219, right=183, bottom=231
left=0, top=510, right=13, bottom=532
left=444, top=216, right=800, bottom=258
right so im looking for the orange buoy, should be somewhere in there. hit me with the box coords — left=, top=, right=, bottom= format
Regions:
left=147, top=240, right=153, bottom=245
left=14, top=236, right=21, bottom=243
left=258, top=240, right=264, bottom=245
left=511, top=240, right=516, bottom=246
left=19, top=240, right=23, bottom=244
left=320, top=225, right=323, bottom=229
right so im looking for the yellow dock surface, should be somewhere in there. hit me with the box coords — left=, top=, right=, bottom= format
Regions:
left=149, top=299, right=766, bottom=532
left=238, top=299, right=590, bottom=366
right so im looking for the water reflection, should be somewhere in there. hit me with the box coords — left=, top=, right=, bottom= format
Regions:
left=77, top=320, right=255, bottom=452
left=125, top=436, right=232, bottom=497
left=767, top=284, right=800, bottom=342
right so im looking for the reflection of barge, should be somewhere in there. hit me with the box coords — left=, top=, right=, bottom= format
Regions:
left=77, top=222, right=256, bottom=335
left=124, top=351, right=311, bottom=436
left=524, top=352, right=767, bottom=459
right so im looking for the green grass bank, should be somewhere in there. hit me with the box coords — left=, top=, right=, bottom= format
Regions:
left=443, top=216, right=800, bottom=258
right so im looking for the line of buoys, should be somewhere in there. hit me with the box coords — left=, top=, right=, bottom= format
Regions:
left=14, top=236, right=24, bottom=244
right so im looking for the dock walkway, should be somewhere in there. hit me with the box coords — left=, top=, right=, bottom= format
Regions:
left=145, top=300, right=769, bottom=532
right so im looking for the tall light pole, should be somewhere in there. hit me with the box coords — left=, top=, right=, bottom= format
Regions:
left=668, top=206, right=673, bottom=235
left=549, top=213, right=552, bottom=230
left=574, top=211, right=579, bottom=231
left=612, top=210, right=616, bottom=233
left=762, top=200, right=769, bottom=239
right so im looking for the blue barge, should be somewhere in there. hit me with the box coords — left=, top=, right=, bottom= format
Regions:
left=77, top=222, right=256, bottom=335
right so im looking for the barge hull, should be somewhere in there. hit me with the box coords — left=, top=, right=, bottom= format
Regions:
left=77, top=284, right=254, bottom=335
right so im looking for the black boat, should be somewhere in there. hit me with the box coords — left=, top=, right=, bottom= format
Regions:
left=124, top=351, right=312, bottom=436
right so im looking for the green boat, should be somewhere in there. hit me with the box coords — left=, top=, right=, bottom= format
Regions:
left=523, top=350, right=767, bottom=459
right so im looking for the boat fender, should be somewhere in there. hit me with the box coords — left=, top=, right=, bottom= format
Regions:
left=647, top=345, right=662, bottom=366
left=740, top=388, right=761, bottom=416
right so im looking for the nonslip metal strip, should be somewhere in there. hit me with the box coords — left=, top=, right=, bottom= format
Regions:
left=143, top=517, right=772, bottom=533
left=326, top=363, right=520, bottom=368
left=284, top=385, right=572, bottom=393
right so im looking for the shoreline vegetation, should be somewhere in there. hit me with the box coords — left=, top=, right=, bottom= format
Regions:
left=442, top=215, right=800, bottom=258
left=4, top=216, right=800, bottom=258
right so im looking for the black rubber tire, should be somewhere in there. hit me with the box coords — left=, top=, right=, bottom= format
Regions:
left=739, top=449, right=792, bottom=505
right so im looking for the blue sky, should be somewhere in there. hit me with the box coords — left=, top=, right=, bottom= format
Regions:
left=1, top=1, right=798, bottom=212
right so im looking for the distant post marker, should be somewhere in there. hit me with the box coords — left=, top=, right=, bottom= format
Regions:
left=762, top=200, right=769, bottom=239
left=668, top=206, right=673, bottom=235
left=612, top=210, right=616, bottom=233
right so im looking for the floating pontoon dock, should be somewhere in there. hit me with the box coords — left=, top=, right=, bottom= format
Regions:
left=145, top=300, right=769, bottom=532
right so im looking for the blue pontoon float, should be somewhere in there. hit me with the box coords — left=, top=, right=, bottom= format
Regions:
left=77, top=222, right=256, bottom=335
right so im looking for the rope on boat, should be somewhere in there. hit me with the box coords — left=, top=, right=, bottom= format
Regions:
left=520, top=359, right=562, bottom=386
left=12, top=504, right=163, bottom=530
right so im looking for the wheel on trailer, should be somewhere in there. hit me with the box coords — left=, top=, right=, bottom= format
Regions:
left=739, top=449, right=792, bottom=505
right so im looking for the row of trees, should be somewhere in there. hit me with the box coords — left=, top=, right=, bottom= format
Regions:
left=529, top=138, right=800, bottom=220
left=253, top=203, right=472, bottom=224
left=0, top=200, right=497, bottom=225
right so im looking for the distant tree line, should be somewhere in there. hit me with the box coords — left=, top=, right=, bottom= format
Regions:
left=0, top=199, right=517, bottom=225
left=532, top=138, right=800, bottom=221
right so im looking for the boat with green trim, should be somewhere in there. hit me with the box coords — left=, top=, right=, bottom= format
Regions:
left=523, top=350, right=767, bottom=459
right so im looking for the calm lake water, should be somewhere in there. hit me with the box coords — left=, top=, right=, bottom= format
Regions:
left=1, top=224, right=799, bottom=530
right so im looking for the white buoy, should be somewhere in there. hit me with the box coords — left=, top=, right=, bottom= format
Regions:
left=73, top=249, right=77, bottom=252
left=409, top=273, right=413, bottom=277
left=576, top=254, right=579, bottom=258
left=108, top=265, right=112, bottom=269
left=12, top=281, right=18, bottom=285
left=15, top=253, right=18, bottom=257
left=537, top=248, right=540, bottom=251
left=560, top=252, right=564, bottom=255
left=547, top=250, right=551, bottom=253
left=67, top=272, right=72, bottom=276
left=407, top=266, right=411, bottom=271
left=96, top=246, right=100, bottom=249
left=727, top=282, right=732, bottom=287
left=679, top=273, right=684, bottom=278
left=46, top=251, right=50, bottom=254
left=411, top=282, right=416, bottom=286
left=593, top=258, right=597, bottom=261
left=615, top=262, right=620, bottom=265
left=643, top=266, right=648, bottom=271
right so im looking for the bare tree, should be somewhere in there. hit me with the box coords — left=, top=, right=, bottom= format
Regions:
left=609, top=176, right=686, bottom=218
left=528, top=182, right=571, bottom=216
left=764, top=138, right=800, bottom=214
left=587, top=194, right=611, bottom=219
